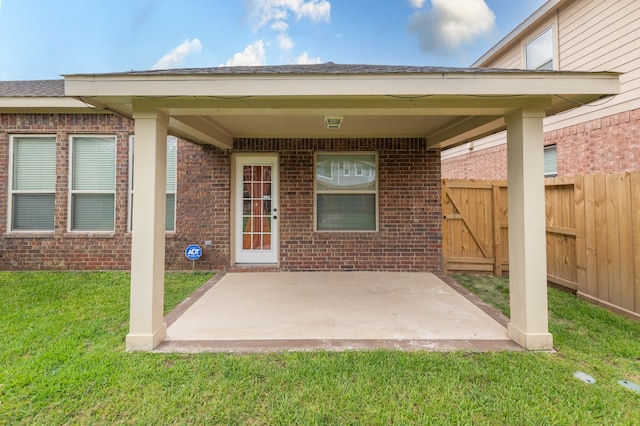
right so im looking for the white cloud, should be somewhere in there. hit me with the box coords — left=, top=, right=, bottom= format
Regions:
left=295, top=52, right=321, bottom=64
left=409, top=0, right=426, bottom=8
left=270, top=20, right=289, bottom=32
left=408, top=0, right=495, bottom=55
left=224, top=40, right=267, bottom=66
left=152, top=38, right=202, bottom=70
left=278, top=33, right=295, bottom=51
left=220, top=1, right=329, bottom=67
left=248, top=0, right=331, bottom=30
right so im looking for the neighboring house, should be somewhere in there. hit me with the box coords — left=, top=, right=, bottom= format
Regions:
left=0, top=63, right=618, bottom=350
left=442, top=0, right=640, bottom=179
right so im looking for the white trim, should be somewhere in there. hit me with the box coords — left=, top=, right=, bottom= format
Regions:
left=0, top=97, right=91, bottom=109
left=441, top=131, right=507, bottom=160
left=65, top=72, right=618, bottom=98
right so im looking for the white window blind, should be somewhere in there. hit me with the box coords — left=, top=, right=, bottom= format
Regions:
left=11, top=136, right=56, bottom=230
left=129, top=136, right=177, bottom=232
left=315, top=153, right=377, bottom=231
left=544, top=145, right=558, bottom=177
left=71, top=136, right=116, bottom=231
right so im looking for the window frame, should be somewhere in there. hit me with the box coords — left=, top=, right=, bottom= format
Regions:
left=128, top=135, right=177, bottom=232
left=524, top=26, right=555, bottom=71
left=68, top=135, right=117, bottom=232
left=314, top=151, right=379, bottom=232
left=544, top=144, right=558, bottom=178
left=8, top=134, right=57, bottom=232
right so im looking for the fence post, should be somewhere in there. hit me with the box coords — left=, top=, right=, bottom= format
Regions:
left=574, top=174, right=587, bottom=294
left=492, top=181, right=502, bottom=276
left=631, top=173, right=640, bottom=314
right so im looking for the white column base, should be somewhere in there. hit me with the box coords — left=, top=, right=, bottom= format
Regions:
left=508, top=322, right=553, bottom=351
left=126, top=323, right=167, bottom=352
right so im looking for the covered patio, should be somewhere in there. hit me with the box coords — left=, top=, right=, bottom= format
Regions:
left=156, top=271, right=520, bottom=353
left=64, top=63, right=620, bottom=352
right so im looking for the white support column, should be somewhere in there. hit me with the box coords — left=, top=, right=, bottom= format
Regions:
left=126, top=109, right=168, bottom=351
left=505, top=108, right=554, bottom=351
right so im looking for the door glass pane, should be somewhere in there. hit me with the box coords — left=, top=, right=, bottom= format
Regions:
left=242, top=164, right=272, bottom=250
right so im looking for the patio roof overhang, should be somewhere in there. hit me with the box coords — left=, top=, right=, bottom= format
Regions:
left=59, top=63, right=621, bottom=353
left=63, top=64, right=620, bottom=151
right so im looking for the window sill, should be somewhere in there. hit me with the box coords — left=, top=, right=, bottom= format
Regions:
left=4, top=232, right=119, bottom=239
left=65, top=232, right=118, bottom=238
left=126, top=231, right=177, bottom=237
left=4, top=232, right=55, bottom=239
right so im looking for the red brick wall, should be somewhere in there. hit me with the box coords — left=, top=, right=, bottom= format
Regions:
left=441, top=108, right=640, bottom=179
left=166, top=142, right=230, bottom=271
left=1, top=114, right=442, bottom=272
left=235, top=138, right=442, bottom=272
left=441, top=144, right=508, bottom=180
left=0, top=114, right=135, bottom=270
left=0, top=113, right=229, bottom=271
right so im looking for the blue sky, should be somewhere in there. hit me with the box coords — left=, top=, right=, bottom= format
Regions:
left=0, top=0, right=546, bottom=80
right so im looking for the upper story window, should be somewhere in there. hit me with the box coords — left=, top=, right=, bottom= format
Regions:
left=129, top=136, right=177, bottom=232
left=544, top=144, right=558, bottom=177
left=315, top=152, right=378, bottom=231
left=70, top=136, right=116, bottom=231
left=526, top=27, right=554, bottom=70
left=10, top=135, right=56, bottom=231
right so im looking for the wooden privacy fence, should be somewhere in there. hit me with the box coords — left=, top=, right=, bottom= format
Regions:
left=442, top=172, right=640, bottom=320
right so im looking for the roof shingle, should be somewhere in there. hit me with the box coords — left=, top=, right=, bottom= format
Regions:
left=69, top=62, right=552, bottom=78
left=0, top=80, right=65, bottom=97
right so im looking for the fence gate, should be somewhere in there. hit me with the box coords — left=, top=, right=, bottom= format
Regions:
left=443, top=174, right=640, bottom=321
left=442, top=180, right=503, bottom=275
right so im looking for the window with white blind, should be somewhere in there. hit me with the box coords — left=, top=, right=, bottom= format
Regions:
left=129, top=136, right=177, bottom=232
left=315, top=152, right=378, bottom=231
left=10, top=135, right=57, bottom=231
left=70, top=136, right=116, bottom=231
left=544, top=145, right=558, bottom=177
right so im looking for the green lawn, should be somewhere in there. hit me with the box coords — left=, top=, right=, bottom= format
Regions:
left=1, top=271, right=640, bottom=424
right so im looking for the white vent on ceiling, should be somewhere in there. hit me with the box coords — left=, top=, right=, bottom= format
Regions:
left=324, top=116, right=343, bottom=129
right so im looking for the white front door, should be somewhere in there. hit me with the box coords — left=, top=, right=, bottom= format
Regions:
left=234, top=155, right=278, bottom=264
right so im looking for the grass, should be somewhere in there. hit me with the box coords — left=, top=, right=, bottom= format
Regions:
left=0, top=271, right=639, bottom=424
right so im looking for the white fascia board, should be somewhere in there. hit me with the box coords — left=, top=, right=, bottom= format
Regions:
left=64, top=72, right=619, bottom=98
left=441, top=131, right=507, bottom=160
left=0, top=97, right=90, bottom=109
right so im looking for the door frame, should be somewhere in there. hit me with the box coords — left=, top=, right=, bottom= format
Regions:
left=231, top=153, right=279, bottom=265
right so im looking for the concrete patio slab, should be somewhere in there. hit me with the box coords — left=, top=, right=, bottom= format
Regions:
left=155, top=272, right=521, bottom=353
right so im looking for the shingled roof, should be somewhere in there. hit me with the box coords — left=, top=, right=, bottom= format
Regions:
left=68, top=62, right=555, bottom=77
left=0, top=80, right=65, bottom=97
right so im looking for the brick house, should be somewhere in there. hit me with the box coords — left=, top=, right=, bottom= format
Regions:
left=442, top=0, right=640, bottom=180
left=1, top=63, right=618, bottom=350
